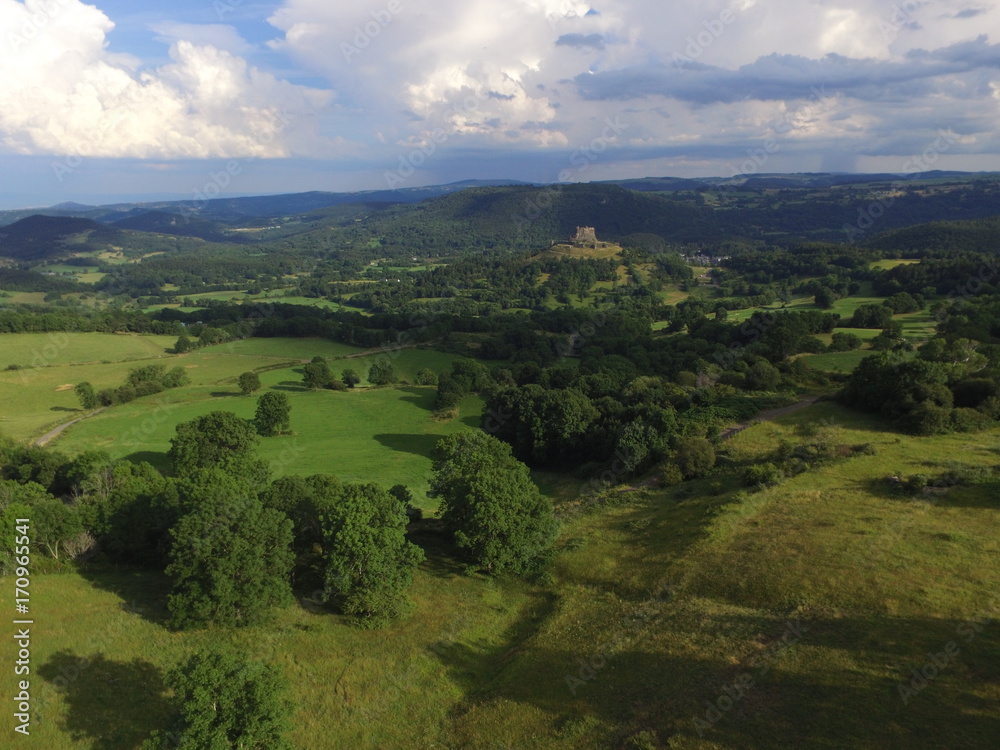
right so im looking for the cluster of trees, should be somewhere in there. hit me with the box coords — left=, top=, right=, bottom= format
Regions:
left=840, top=341, right=999, bottom=434
left=75, top=364, right=189, bottom=409
left=0, top=404, right=558, bottom=630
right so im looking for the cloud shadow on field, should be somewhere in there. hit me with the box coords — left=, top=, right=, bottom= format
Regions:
left=37, top=651, right=170, bottom=750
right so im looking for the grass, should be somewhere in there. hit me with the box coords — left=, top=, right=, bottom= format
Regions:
left=53, top=381, right=483, bottom=509
left=0, top=333, right=176, bottom=370
left=34, top=341, right=476, bottom=506
left=0, top=334, right=467, bottom=443
left=2, top=401, right=999, bottom=748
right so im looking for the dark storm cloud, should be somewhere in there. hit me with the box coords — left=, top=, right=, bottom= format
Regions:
left=574, top=36, right=1000, bottom=105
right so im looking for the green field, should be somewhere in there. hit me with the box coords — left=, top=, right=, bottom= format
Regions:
left=870, top=258, right=921, bottom=270
left=52, top=379, right=483, bottom=509
left=3, top=401, right=998, bottom=748
left=0, top=334, right=462, bottom=444
left=0, top=333, right=176, bottom=369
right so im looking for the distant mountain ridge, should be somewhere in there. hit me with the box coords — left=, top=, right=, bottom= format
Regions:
left=3, top=172, right=997, bottom=229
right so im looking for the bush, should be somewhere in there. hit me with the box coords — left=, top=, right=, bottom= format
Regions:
left=415, top=368, right=438, bottom=386
left=829, top=332, right=863, bottom=351
left=673, top=438, right=716, bottom=479
left=659, top=463, right=684, bottom=487
left=744, top=462, right=783, bottom=488
left=951, top=407, right=992, bottom=433
left=133, top=380, right=165, bottom=398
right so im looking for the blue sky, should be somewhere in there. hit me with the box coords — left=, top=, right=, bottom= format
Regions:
left=1, top=0, right=999, bottom=208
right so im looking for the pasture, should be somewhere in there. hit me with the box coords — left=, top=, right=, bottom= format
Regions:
left=2, top=401, right=997, bottom=748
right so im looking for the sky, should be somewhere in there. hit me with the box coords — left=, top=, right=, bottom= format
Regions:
left=1, top=0, right=999, bottom=208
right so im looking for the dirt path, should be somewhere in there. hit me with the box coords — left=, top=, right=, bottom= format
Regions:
left=33, top=408, right=105, bottom=447
left=718, top=396, right=822, bottom=441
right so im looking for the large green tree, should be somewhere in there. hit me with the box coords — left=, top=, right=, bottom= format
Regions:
left=74, top=382, right=98, bottom=410
left=238, top=371, right=262, bottom=395
left=430, top=431, right=558, bottom=576
left=166, top=483, right=293, bottom=629
left=168, top=411, right=268, bottom=487
left=367, top=359, right=397, bottom=386
left=341, top=368, right=361, bottom=388
left=142, top=650, right=293, bottom=750
left=301, top=361, right=333, bottom=389
left=254, top=392, right=291, bottom=436
left=320, top=482, right=424, bottom=625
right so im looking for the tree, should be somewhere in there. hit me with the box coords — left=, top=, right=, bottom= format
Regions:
left=367, top=359, right=397, bottom=386
left=32, top=499, right=83, bottom=560
left=168, top=411, right=268, bottom=487
left=302, top=361, right=332, bottom=389
left=142, top=650, right=293, bottom=750
left=814, top=287, right=836, bottom=309
left=320, top=483, right=424, bottom=625
left=174, top=332, right=194, bottom=354
left=254, top=392, right=291, bottom=436
left=430, top=431, right=558, bottom=576
left=166, top=490, right=294, bottom=629
left=415, top=368, right=438, bottom=386
left=744, top=360, right=781, bottom=391
left=341, top=368, right=361, bottom=388
left=238, top=371, right=262, bottom=395
left=74, top=382, right=98, bottom=410
left=673, top=438, right=716, bottom=479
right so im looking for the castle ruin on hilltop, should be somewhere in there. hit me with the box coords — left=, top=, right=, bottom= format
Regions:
left=571, top=226, right=598, bottom=246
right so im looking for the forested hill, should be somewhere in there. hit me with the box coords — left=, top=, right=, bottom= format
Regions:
left=868, top=215, right=1000, bottom=256
left=353, top=184, right=718, bottom=256
left=0, top=215, right=113, bottom=261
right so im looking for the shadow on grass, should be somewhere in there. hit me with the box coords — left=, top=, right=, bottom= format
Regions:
left=76, top=568, right=173, bottom=627
left=37, top=651, right=170, bottom=750
left=409, top=523, right=467, bottom=580
left=374, top=432, right=439, bottom=458
left=433, top=609, right=1000, bottom=749
left=272, top=380, right=309, bottom=392
left=122, top=451, right=170, bottom=473
left=397, top=386, right=435, bottom=412
left=209, top=390, right=241, bottom=398
left=50, top=406, right=81, bottom=412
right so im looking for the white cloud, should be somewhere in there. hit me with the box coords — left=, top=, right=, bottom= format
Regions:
left=264, top=0, right=1000, bottom=175
left=0, top=0, right=333, bottom=159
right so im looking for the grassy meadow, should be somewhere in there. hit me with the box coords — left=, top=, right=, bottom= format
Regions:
left=2, top=400, right=998, bottom=748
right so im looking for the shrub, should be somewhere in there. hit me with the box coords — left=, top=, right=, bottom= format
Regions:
left=744, top=462, right=783, bottom=488
left=660, top=463, right=683, bottom=487
left=415, top=368, right=438, bottom=386
left=673, top=438, right=716, bottom=479
left=951, top=407, right=992, bottom=433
